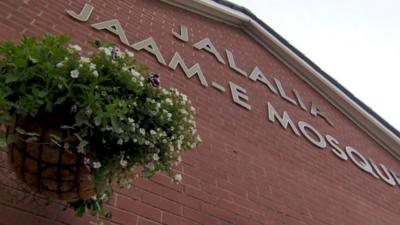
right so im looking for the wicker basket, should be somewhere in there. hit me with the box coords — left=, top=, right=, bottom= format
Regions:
left=8, top=114, right=96, bottom=201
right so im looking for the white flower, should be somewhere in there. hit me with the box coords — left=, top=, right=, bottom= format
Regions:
left=89, top=63, right=96, bottom=70
left=70, top=69, right=79, bottom=78
left=56, top=62, right=64, bottom=68
left=177, top=140, right=182, bottom=150
left=84, top=157, right=91, bottom=165
left=100, top=193, right=108, bottom=201
left=77, top=140, right=88, bottom=154
left=80, top=57, right=90, bottom=63
left=196, top=135, right=202, bottom=143
left=130, top=68, right=141, bottom=77
left=190, top=106, right=196, bottom=112
left=93, top=70, right=99, bottom=77
left=120, top=159, right=128, bottom=168
left=92, top=161, right=102, bottom=168
left=150, top=130, right=156, bottom=136
left=117, top=138, right=124, bottom=145
left=128, top=117, right=134, bottom=123
left=180, top=109, right=188, bottom=115
left=146, top=162, right=155, bottom=171
left=152, top=154, right=160, bottom=161
left=139, top=128, right=145, bottom=135
left=69, top=44, right=82, bottom=51
left=99, top=47, right=112, bottom=56
left=63, top=142, right=70, bottom=150
left=125, top=50, right=134, bottom=57
left=165, top=98, right=173, bottom=105
left=181, top=94, right=188, bottom=102
left=174, top=174, right=183, bottom=182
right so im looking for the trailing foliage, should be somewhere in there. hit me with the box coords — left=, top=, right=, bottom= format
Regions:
left=0, top=34, right=201, bottom=218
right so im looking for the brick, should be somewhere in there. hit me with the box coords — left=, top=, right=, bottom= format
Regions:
left=138, top=217, right=161, bottom=225
left=184, top=185, right=217, bottom=204
left=115, top=185, right=143, bottom=201
left=201, top=203, right=236, bottom=224
left=183, top=207, right=219, bottom=225
left=141, top=190, right=182, bottom=215
left=162, top=212, right=199, bottom=225
left=150, top=173, right=183, bottom=192
left=0, top=1, right=400, bottom=225
left=117, top=195, right=162, bottom=222
left=0, top=204, right=20, bottom=225
left=106, top=207, right=138, bottom=225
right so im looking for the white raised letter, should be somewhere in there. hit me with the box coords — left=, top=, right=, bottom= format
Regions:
left=326, top=135, right=348, bottom=160
left=131, top=37, right=166, bottom=65
left=66, top=3, right=94, bottom=22
left=193, top=38, right=225, bottom=64
left=298, top=121, right=326, bottom=149
left=274, top=78, right=297, bottom=106
left=390, top=170, right=400, bottom=185
left=226, top=49, right=247, bottom=77
left=311, top=102, right=334, bottom=127
left=229, top=82, right=251, bottom=110
left=293, top=89, right=308, bottom=111
left=169, top=52, right=208, bottom=87
left=172, top=25, right=189, bottom=42
left=369, top=160, right=396, bottom=186
left=346, top=146, right=378, bottom=178
left=91, top=19, right=130, bottom=46
left=267, top=102, right=300, bottom=136
left=249, top=67, right=277, bottom=94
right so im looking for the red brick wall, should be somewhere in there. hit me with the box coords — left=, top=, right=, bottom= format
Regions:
left=1, top=0, right=400, bottom=225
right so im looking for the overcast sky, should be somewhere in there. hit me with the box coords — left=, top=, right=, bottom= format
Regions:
left=228, top=0, right=400, bottom=132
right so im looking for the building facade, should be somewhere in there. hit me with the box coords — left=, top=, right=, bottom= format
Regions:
left=1, top=0, right=400, bottom=225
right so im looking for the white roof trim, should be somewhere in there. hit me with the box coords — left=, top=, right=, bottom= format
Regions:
left=161, top=0, right=400, bottom=159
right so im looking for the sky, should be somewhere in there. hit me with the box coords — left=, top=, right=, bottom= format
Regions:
left=228, top=0, right=400, bottom=132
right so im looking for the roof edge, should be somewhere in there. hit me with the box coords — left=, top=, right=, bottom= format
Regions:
left=160, top=0, right=400, bottom=159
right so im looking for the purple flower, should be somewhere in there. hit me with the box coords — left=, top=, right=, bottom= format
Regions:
left=149, top=72, right=160, bottom=87
left=111, top=47, right=121, bottom=59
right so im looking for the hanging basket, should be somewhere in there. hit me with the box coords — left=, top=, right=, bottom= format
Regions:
left=7, top=115, right=96, bottom=202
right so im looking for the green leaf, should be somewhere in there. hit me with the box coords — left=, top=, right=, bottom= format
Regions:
left=15, top=127, right=26, bottom=135
left=26, top=136, right=39, bottom=143
left=14, top=55, right=27, bottom=68
left=5, top=74, right=22, bottom=83
left=25, top=132, right=39, bottom=137
left=50, top=138, right=62, bottom=147
left=49, top=134, right=62, bottom=142
left=74, top=204, right=86, bottom=217
left=0, top=131, right=7, bottom=150
left=37, top=90, right=47, bottom=97
left=6, top=133, right=15, bottom=144
left=55, top=96, right=67, bottom=105
left=94, top=115, right=102, bottom=126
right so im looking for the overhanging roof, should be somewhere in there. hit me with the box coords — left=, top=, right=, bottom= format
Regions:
left=161, top=0, right=400, bottom=159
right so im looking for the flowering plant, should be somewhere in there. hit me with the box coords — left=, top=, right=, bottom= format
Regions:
left=0, top=34, right=200, bottom=217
